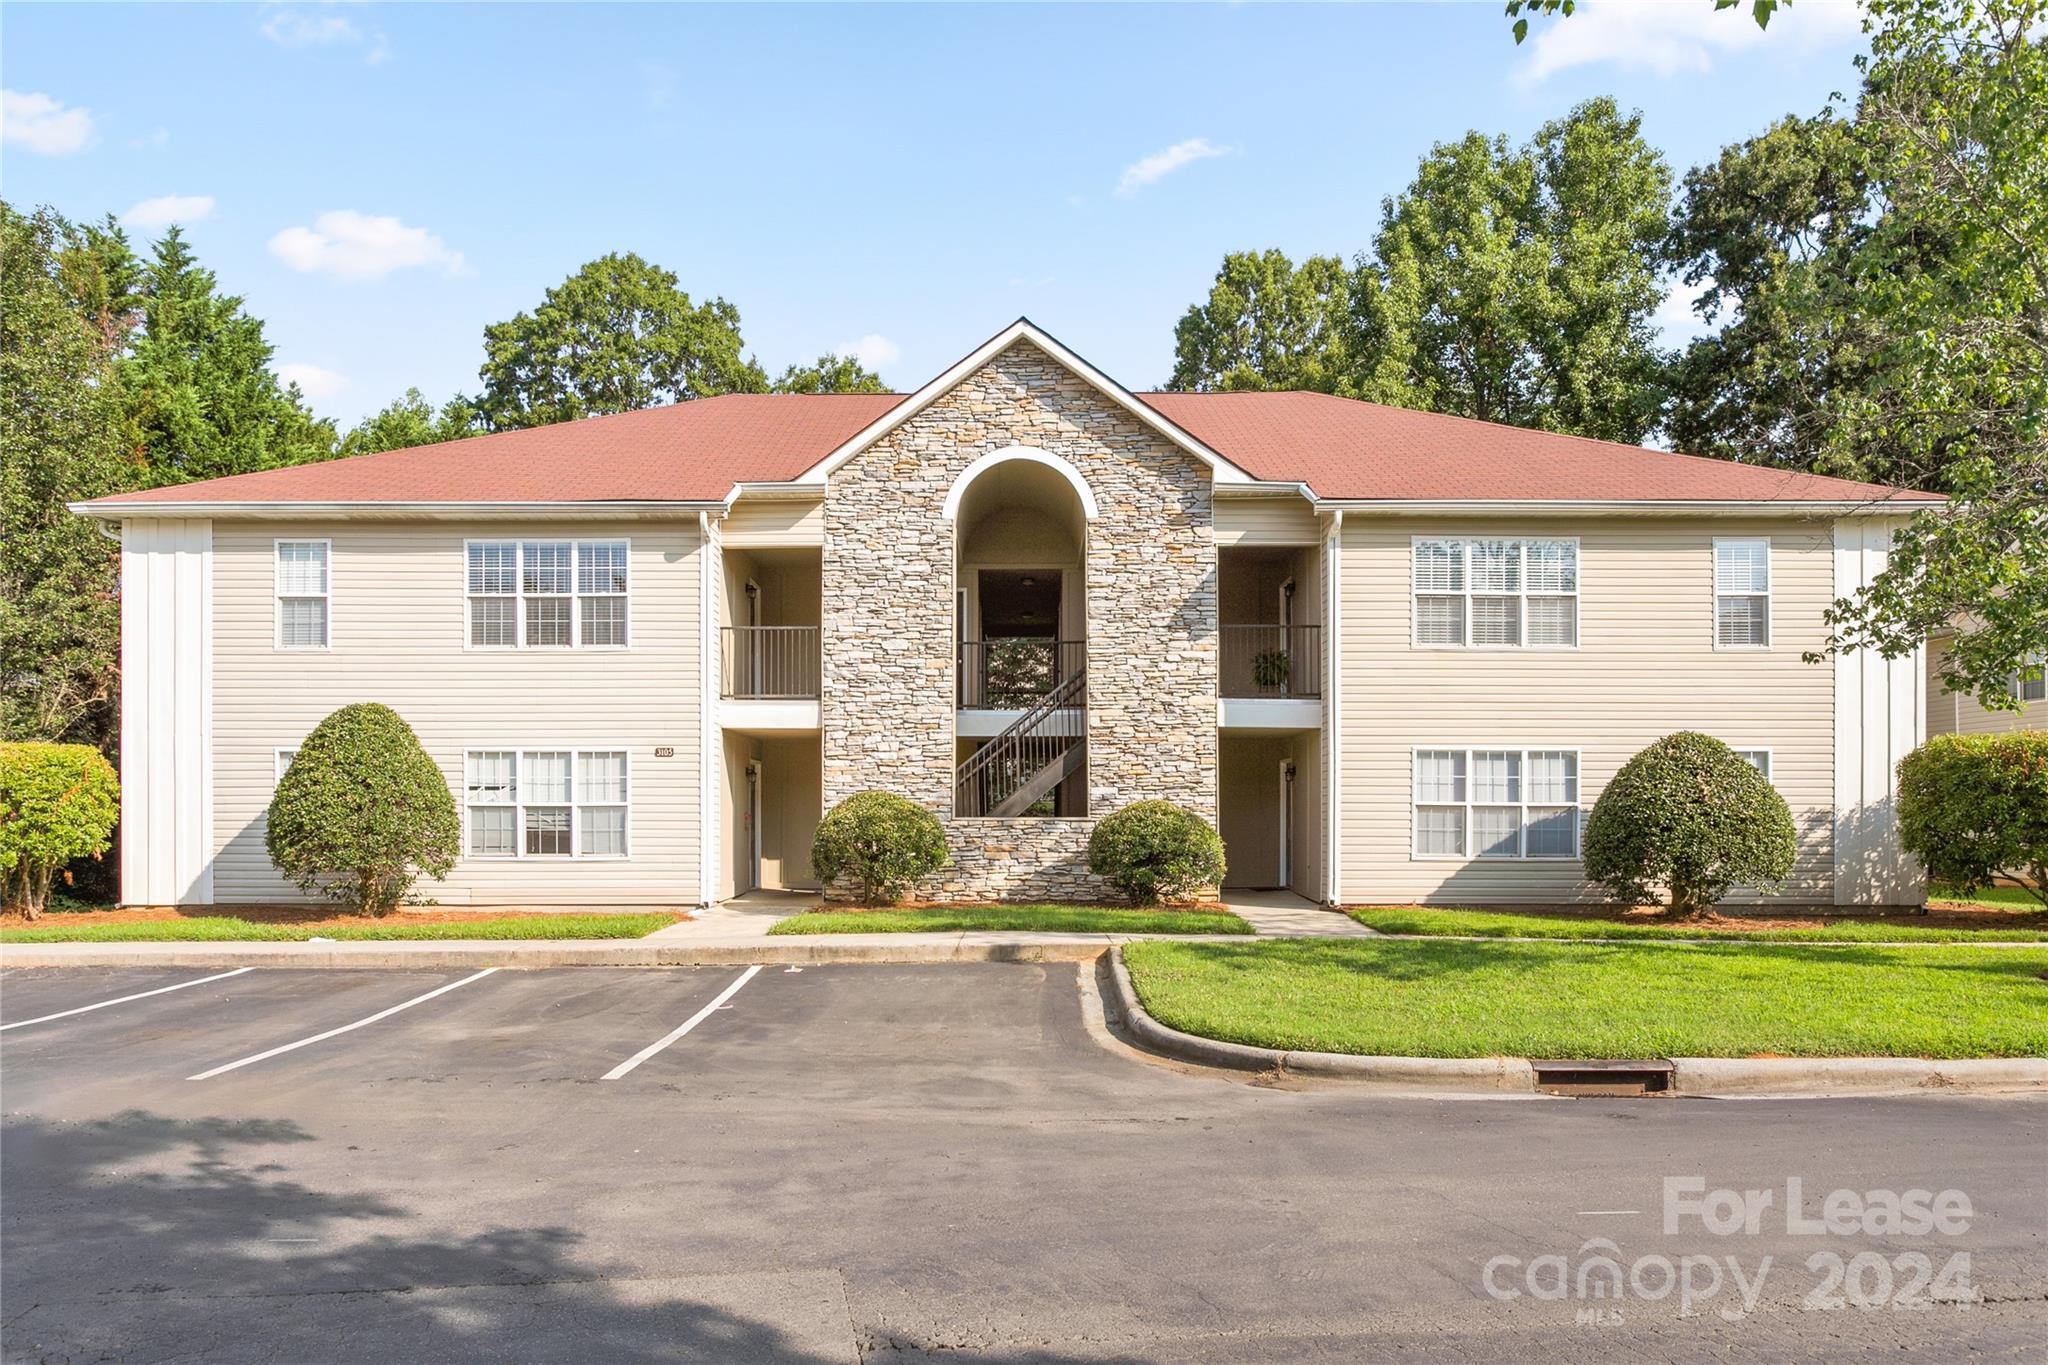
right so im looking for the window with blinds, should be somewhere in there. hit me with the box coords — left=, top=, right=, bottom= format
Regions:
left=464, top=749, right=629, bottom=859
left=466, top=540, right=629, bottom=648
left=275, top=540, right=330, bottom=649
left=1413, top=748, right=1581, bottom=859
left=1413, top=538, right=1578, bottom=648
left=1714, top=539, right=1771, bottom=648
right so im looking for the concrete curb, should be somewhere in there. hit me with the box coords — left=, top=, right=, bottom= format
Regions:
left=0, top=937, right=1120, bottom=970
left=1669, top=1056, right=2048, bottom=1095
left=1103, top=947, right=1537, bottom=1091
left=1104, top=948, right=2047, bottom=1097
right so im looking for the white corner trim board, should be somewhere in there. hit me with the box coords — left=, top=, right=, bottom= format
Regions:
left=1832, top=518, right=1926, bottom=906
left=699, top=512, right=722, bottom=907
left=121, top=517, right=214, bottom=906
left=941, top=446, right=1101, bottom=522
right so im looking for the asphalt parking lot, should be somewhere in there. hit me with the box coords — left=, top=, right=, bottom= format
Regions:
left=3, top=961, right=2044, bottom=1362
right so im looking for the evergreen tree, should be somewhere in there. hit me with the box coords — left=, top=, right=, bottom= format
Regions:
left=0, top=204, right=126, bottom=747
left=115, top=227, right=336, bottom=483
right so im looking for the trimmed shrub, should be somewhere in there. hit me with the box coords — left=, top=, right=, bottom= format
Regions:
left=1898, top=732, right=2048, bottom=909
left=266, top=703, right=459, bottom=915
left=1582, top=732, right=1796, bottom=915
left=1087, top=800, right=1226, bottom=907
left=0, top=742, right=119, bottom=919
left=811, top=791, right=949, bottom=906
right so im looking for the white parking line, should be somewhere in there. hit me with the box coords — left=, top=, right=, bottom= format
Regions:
left=602, top=965, right=762, bottom=1080
left=187, top=968, right=499, bottom=1080
left=0, top=967, right=256, bottom=1033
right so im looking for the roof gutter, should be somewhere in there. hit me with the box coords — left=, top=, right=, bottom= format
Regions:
left=1305, top=497, right=1940, bottom=517
left=68, top=499, right=728, bottom=521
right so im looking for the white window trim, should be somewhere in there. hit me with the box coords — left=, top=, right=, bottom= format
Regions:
left=1409, top=745, right=1584, bottom=861
left=462, top=747, right=632, bottom=860
left=463, top=538, right=632, bottom=652
left=274, top=747, right=298, bottom=785
left=2013, top=654, right=2047, bottom=703
left=274, top=538, right=331, bottom=651
left=1712, top=536, right=1773, bottom=650
left=1728, top=747, right=1774, bottom=780
left=1409, top=536, right=1580, bottom=651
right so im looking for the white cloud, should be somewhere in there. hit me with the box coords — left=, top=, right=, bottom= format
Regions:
left=2, top=89, right=97, bottom=156
left=261, top=8, right=391, bottom=64
left=835, top=334, right=901, bottom=372
left=277, top=363, right=348, bottom=399
left=1517, top=0, right=1863, bottom=84
left=129, top=126, right=171, bottom=150
left=269, top=210, right=469, bottom=281
left=1116, top=136, right=1233, bottom=197
left=123, top=194, right=217, bottom=233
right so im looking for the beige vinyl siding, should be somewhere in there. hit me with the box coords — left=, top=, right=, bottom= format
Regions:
left=1215, top=495, right=1319, bottom=546
left=212, top=520, right=703, bottom=905
left=1337, top=516, right=1837, bottom=906
left=721, top=498, right=823, bottom=547
left=1925, top=636, right=2048, bottom=736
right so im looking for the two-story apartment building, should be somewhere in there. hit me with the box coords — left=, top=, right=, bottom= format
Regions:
left=76, top=319, right=1942, bottom=910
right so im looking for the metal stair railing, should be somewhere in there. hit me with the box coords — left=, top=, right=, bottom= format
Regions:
left=955, top=666, right=1086, bottom=817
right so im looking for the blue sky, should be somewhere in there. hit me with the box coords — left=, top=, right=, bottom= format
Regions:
left=3, top=2, right=1868, bottom=427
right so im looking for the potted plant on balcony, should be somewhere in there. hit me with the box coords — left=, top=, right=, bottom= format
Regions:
left=1252, top=648, right=1292, bottom=694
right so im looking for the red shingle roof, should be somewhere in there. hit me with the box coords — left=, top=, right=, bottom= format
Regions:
left=89, top=388, right=1937, bottom=509
left=1140, top=390, right=1935, bottom=505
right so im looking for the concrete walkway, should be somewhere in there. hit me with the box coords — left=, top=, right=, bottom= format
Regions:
left=0, top=889, right=1383, bottom=969
left=1220, top=889, right=1378, bottom=937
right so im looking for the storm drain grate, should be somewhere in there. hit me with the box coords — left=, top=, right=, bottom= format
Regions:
left=1531, top=1058, right=1675, bottom=1097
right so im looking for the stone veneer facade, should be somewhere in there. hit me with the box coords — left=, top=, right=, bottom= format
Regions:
left=820, top=341, right=1218, bottom=902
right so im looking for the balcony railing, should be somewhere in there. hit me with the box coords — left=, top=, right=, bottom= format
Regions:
left=958, top=639, right=1086, bottom=709
left=721, top=626, right=820, bottom=699
left=1220, top=624, right=1322, bottom=698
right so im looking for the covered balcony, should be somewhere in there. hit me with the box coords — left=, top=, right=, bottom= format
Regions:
left=720, top=547, right=821, bottom=738
left=1219, top=544, right=1323, bottom=727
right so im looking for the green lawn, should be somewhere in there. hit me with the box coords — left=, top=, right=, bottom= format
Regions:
left=769, top=905, right=1254, bottom=936
left=1350, top=906, right=2048, bottom=943
left=0, top=913, right=678, bottom=943
left=1122, top=939, right=2048, bottom=1059
left=1931, top=883, right=2045, bottom=910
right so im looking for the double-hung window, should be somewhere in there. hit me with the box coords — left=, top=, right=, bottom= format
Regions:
left=2014, top=655, right=2046, bottom=703
left=467, top=540, right=629, bottom=648
left=275, top=540, right=330, bottom=648
left=1714, top=539, right=1771, bottom=648
left=464, top=749, right=629, bottom=859
left=1413, top=538, right=1578, bottom=647
left=1414, top=748, right=1581, bottom=858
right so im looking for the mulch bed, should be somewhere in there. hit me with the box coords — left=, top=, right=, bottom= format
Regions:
left=4, top=905, right=691, bottom=930
left=1359, top=902, right=2044, bottom=934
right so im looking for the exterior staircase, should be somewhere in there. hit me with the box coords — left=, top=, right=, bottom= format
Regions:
left=955, top=667, right=1086, bottom=817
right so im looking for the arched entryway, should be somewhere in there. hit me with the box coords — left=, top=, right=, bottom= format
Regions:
left=948, top=448, right=1092, bottom=817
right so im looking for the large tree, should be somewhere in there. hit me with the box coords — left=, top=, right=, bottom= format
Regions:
left=0, top=205, right=126, bottom=748
left=1811, top=0, right=2048, bottom=708
left=1661, top=113, right=1900, bottom=480
left=771, top=353, right=891, bottom=394
left=1347, top=98, right=1672, bottom=442
left=470, top=253, right=769, bottom=429
left=115, top=227, right=336, bottom=483
left=1166, top=249, right=1350, bottom=393
left=340, top=388, right=480, bottom=456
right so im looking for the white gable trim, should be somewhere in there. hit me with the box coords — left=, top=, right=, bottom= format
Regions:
left=941, top=446, right=1100, bottom=522
left=794, top=317, right=1255, bottom=485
